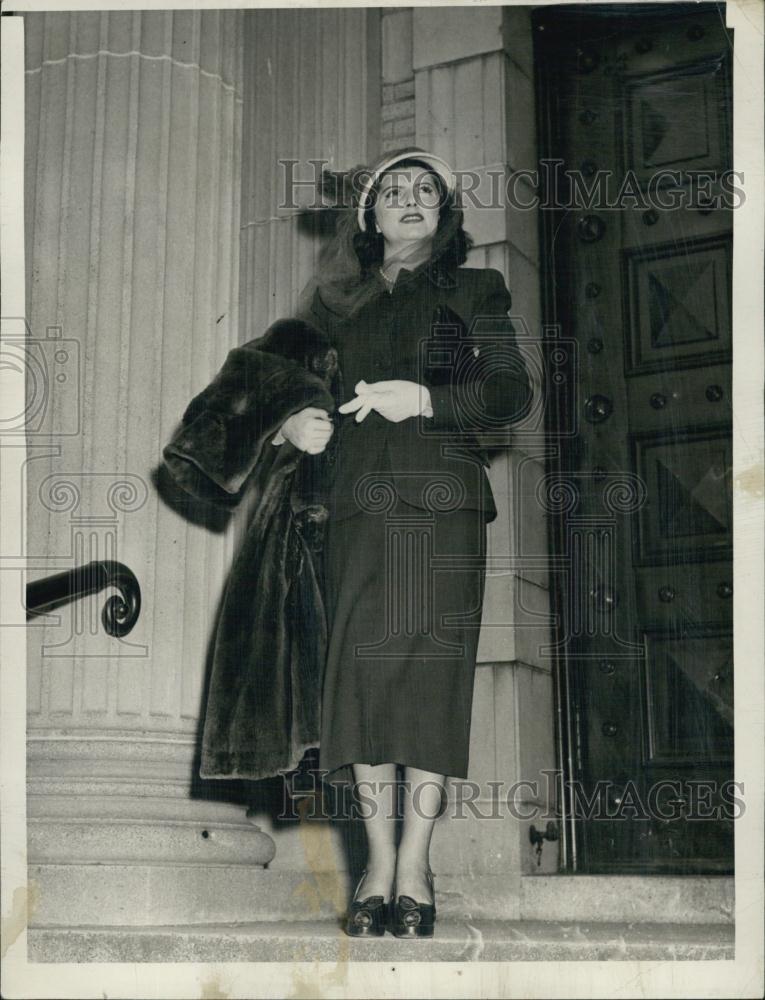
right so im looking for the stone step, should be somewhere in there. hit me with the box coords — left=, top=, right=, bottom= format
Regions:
left=29, top=918, right=734, bottom=963
left=520, top=874, right=735, bottom=925
left=30, top=866, right=735, bottom=927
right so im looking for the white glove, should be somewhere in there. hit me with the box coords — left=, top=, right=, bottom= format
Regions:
left=275, top=407, right=334, bottom=454
left=338, top=380, right=433, bottom=423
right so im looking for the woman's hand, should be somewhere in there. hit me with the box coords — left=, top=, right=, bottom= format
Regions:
left=338, top=380, right=433, bottom=423
left=277, top=407, right=334, bottom=454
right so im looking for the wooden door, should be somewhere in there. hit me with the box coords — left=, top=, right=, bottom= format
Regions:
left=536, top=3, right=734, bottom=872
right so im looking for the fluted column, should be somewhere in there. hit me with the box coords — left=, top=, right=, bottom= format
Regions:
left=239, top=7, right=381, bottom=337
left=23, top=10, right=276, bottom=929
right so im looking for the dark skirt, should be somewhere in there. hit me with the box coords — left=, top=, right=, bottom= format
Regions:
left=318, top=487, right=488, bottom=782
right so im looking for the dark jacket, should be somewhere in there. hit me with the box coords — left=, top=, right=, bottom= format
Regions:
left=302, top=259, right=532, bottom=521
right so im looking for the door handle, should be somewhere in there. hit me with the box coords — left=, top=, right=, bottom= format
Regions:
left=529, top=821, right=559, bottom=866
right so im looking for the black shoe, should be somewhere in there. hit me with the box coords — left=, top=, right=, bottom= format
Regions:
left=344, top=869, right=391, bottom=938
left=390, top=868, right=436, bottom=938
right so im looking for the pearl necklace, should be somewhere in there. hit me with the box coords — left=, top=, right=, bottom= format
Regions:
left=379, top=266, right=395, bottom=292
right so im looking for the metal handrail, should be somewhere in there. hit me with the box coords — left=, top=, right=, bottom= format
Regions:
left=26, top=560, right=141, bottom=637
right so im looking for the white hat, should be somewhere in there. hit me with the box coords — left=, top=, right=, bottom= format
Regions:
left=356, top=146, right=456, bottom=231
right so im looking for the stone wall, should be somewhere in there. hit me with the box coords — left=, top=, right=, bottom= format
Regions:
left=381, top=10, right=415, bottom=150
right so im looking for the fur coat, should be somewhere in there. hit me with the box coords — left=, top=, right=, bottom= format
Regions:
left=162, top=318, right=341, bottom=780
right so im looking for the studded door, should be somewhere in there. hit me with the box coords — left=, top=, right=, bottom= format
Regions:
left=536, top=4, right=734, bottom=871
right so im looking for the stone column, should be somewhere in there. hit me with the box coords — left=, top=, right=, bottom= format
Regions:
left=239, top=8, right=381, bottom=337
left=23, top=10, right=276, bottom=929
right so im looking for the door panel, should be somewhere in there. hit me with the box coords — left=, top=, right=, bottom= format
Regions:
left=623, top=57, right=731, bottom=179
left=536, top=3, right=734, bottom=872
left=622, top=234, right=732, bottom=374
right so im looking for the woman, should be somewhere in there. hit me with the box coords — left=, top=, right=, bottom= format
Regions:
left=278, top=147, right=532, bottom=937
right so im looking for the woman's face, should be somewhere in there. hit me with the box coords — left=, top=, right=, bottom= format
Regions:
left=372, top=166, right=441, bottom=252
